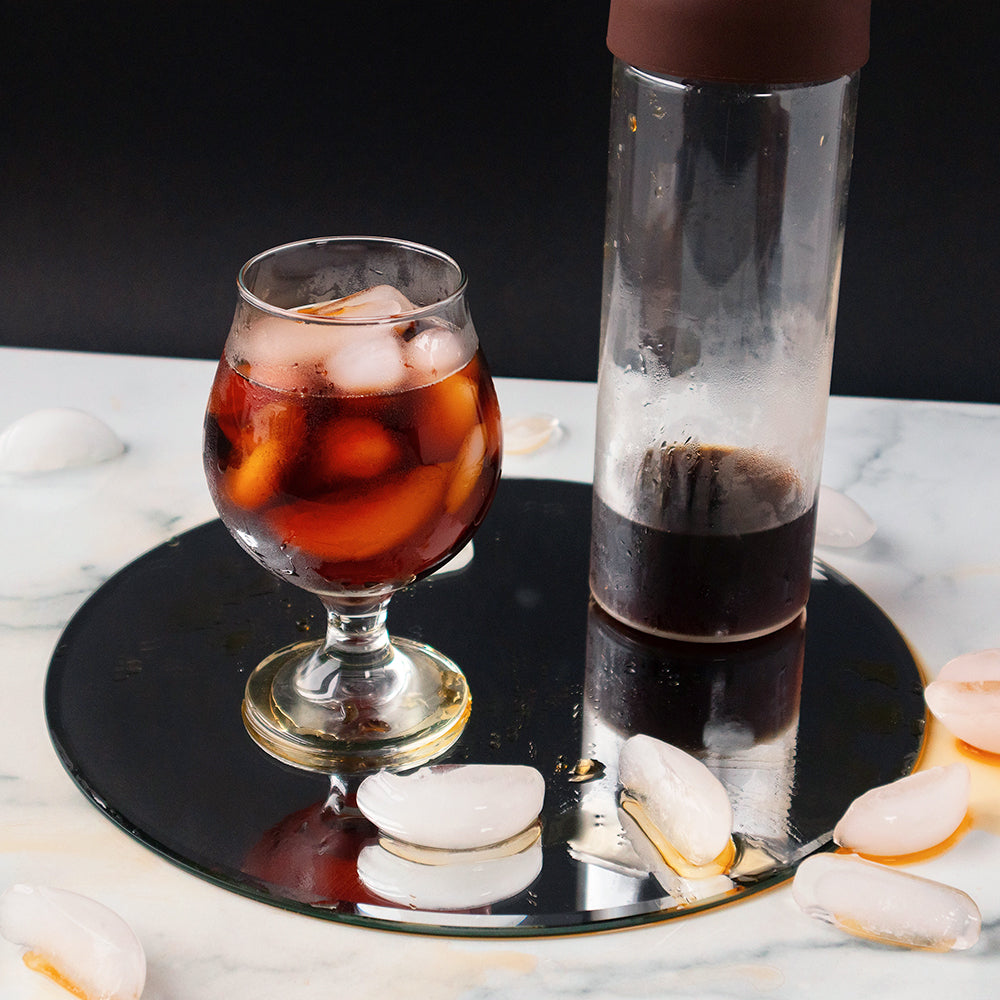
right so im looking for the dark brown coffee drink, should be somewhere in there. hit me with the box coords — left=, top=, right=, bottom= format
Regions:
left=590, top=444, right=817, bottom=641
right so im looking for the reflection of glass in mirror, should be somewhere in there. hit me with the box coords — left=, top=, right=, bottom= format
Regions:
left=203, top=238, right=502, bottom=772
left=241, top=770, right=544, bottom=917
left=573, top=603, right=805, bottom=906
left=242, top=778, right=380, bottom=908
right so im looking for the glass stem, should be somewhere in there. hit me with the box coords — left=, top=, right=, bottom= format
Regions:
left=292, top=596, right=396, bottom=703
left=321, top=596, right=393, bottom=663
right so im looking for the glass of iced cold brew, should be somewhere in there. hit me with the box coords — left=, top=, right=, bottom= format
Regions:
left=203, top=237, right=502, bottom=771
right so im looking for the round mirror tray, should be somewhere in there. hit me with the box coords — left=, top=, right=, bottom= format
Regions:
left=46, top=479, right=925, bottom=937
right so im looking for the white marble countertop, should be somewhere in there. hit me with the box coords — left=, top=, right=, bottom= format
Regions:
left=1, top=345, right=999, bottom=998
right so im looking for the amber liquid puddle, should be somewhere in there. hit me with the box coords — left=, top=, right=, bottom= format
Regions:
left=832, top=689, right=1000, bottom=871
left=909, top=711, right=1000, bottom=846
left=849, top=638, right=1000, bottom=865
left=825, top=701, right=993, bottom=951
left=847, top=812, right=975, bottom=867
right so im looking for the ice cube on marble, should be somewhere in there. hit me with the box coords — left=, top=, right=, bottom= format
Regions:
left=356, top=764, right=545, bottom=851
left=0, top=884, right=146, bottom=999
left=815, top=486, right=876, bottom=548
left=502, top=414, right=562, bottom=455
left=792, top=853, right=981, bottom=951
left=357, top=839, right=543, bottom=911
left=0, top=408, right=124, bottom=474
left=618, top=734, right=733, bottom=868
left=924, top=649, right=1000, bottom=754
left=834, top=763, right=970, bottom=857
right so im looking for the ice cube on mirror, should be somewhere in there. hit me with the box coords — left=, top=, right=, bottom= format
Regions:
left=298, top=284, right=416, bottom=318
left=356, top=764, right=545, bottom=851
left=618, top=734, right=734, bottom=869
left=925, top=648, right=1000, bottom=754
left=815, top=486, right=876, bottom=548
left=792, top=853, right=981, bottom=951
left=0, top=408, right=124, bottom=474
left=618, top=807, right=734, bottom=904
left=833, top=763, right=970, bottom=857
left=357, top=839, right=543, bottom=911
left=0, top=884, right=146, bottom=999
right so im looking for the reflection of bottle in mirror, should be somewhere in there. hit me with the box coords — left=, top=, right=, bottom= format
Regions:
left=582, top=603, right=805, bottom=866
left=592, top=0, right=871, bottom=641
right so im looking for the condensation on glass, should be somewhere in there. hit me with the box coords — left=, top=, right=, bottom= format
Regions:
left=591, top=60, right=861, bottom=642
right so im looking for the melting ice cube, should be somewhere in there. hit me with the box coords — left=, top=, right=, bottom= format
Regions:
left=405, top=324, right=473, bottom=382
left=925, top=649, right=1000, bottom=754
left=618, top=734, right=734, bottom=870
left=0, top=884, right=146, bottom=999
left=793, top=853, right=980, bottom=951
left=298, top=284, right=416, bottom=319
left=234, top=285, right=421, bottom=394
left=356, top=764, right=545, bottom=852
left=502, top=414, right=563, bottom=455
left=815, top=486, right=876, bottom=548
left=378, top=822, right=541, bottom=867
left=303, top=285, right=416, bottom=394
left=230, top=313, right=347, bottom=391
left=833, top=763, right=970, bottom=857
left=326, top=331, right=407, bottom=395
left=0, top=408, right=124, bottom=474
left=618, top=806, right=734, bottom=904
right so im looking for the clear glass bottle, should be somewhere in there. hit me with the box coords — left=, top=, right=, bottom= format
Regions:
left=591, top=0, right=871, bottom=641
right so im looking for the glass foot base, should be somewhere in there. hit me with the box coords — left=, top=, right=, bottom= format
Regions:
left=242, top=637, right=471, bottom=773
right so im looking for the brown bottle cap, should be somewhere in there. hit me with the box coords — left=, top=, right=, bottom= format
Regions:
left=607, top=0, right=871, bottom=84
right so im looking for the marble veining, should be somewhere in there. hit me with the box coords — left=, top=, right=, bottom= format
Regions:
left=1, top=347, right=999, bottom=998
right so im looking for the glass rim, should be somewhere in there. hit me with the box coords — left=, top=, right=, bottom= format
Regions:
left=236, top=236, right=468, bottom=324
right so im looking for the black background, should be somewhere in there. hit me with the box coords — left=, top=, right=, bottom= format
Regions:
left=3, top=1, right=998, bottom=402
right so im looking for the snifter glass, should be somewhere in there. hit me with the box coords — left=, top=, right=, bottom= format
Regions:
left=203, top=237, right=502, bottom=771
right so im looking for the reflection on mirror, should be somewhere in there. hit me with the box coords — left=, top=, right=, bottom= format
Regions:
left=572, top=603, right=806, bottom=911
